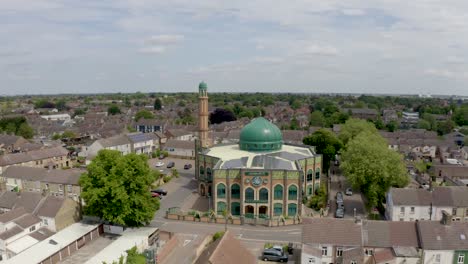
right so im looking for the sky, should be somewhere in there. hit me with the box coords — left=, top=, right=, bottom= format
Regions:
left=1, top=0, right=468, bottom=96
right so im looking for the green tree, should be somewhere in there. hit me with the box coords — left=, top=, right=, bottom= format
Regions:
left=108, top=104, right=121, bottom=115
left=386, top=120, right=398, bottom=132
left=17, top=123, right=34, bottom=139
left=61, top=130, right=77, bottom=139
left=373, top=118, right=384, bottom=130
left=5, top=123, right=16, bottom=134
left=303, top=129, right=343, bottom=173
left=436, top=120, right=455, bottom=135
left=154, top=98, right=162, bottom=110
left=289, top=117, right=300, bottom=130
left=340, top=132, right=409, bottom=208
left=417, top=119, right=431, bottom=130
left=135, top=110, right=154, bottom=121
left=124, top=246, right=146, bottom=264
left=339, top=118, right=378, bottom=146
left=80, top=150, right=159, bottom=227
left=452, top=105, right=468, bottom=126
left=309, top=111, right=325, bottom=127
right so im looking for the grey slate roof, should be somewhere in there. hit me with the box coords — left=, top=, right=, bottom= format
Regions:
left=28, top=227, right=55, bottom=241
left=0, top=192, right=20, bottom=209
left=14, top=214, right=41, bottom=228
left=418, top=221, right=468, bottom=250
left=302, top=218, right=362, bottom=246
left=36, top=196, right=65, bottom=218
left=0, top=207, right=27, bottom=223
left=42, top=169, right=83, bottom=185
left=432, top=186, right=468, bottom=207
left=2, top=166, right=47, bottom=181
left=97, top=134, right=130, bottom=148
left=389, top=188, right=432, bottom=206
left=14, top=192, right=44, bottom=213
left=364, top=221, right=419, bottom=248
left=126, top=132, right=157, bottom=143
left=0, top=225, right=23, bottom=240
left=0, top=146, right=68, bottom=166
left=164, top=139, right=195, bottom=150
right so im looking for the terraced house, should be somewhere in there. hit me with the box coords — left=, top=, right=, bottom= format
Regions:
left=0, top=146, right=70, bottom=174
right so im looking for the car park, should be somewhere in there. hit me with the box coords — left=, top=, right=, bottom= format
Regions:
left=166, top=161, right=175, bottom=168
left=262, top=249, right=288, bottom=262
left=345, top=188, right=353, bottom=196
left=155, top=161, right=164, bottom=167
left=151, top=188, right=168, bottom=196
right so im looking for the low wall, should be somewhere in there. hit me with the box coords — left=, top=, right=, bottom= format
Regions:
left=166, top=212, right=301, bottom=227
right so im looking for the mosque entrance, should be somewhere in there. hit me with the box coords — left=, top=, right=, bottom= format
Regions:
left=245, top=205, right=254, bottom=218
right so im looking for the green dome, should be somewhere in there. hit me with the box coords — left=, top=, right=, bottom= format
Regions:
left=199, top=81, right=207, bottom=90
left=239, top=117, right=283, bottom=151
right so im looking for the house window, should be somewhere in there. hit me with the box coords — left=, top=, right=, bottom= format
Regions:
left=29, top=226, right=36, bottom=232
left=274, top=203, right=282, bottom=216
left=337, top=248, right=343, bottom=257
left=321, top=247, right=327, bottom=256
left=315, top=169, right=320, bottom=179
left=435, top=254, right=441, bottom=263
left=410, top=207, right=415, bottom=214
left=409, top=218, right=414, bottom=221
left=400, top=207, right=405, bottom=214
left=259, top=188, right=268, bottom=201
left=231, top=184, right=240, bottom=199
left=365, top=249, right=373, bottom=256
left=308, top=258, right=315, bottom=263
left=67, top=185, right=72, bottom=192
left=288, top=185, right=297, bottom=200
left=306, top=169, right=313, bottom=182
left=399, top=218, right=404, bottom=221
left=43, top=219, right=48, bottom=225
left=58, top=184, right=63, bottom=192
left=245, top=188, right=254, bottom=200
left=458, top=254, right=465, bottom=264
left=453, top=208, right=458, bottom=215
left=217, top=183, right=226, bottom=198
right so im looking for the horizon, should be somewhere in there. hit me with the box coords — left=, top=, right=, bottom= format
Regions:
left=2, top=1, right=468, bottom=96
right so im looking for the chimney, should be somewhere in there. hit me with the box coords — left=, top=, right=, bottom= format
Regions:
left=441, top=210, right=452, bottom=225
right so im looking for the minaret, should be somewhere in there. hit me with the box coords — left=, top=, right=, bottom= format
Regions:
left=198, top=81, right=210, bottom=148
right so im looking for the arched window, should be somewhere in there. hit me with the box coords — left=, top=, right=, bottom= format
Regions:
left=307, top=169, right=313, bottom=182
left=288, top=203, right=297, bottom=216
left=259, top=188, right=268, bottom=201
left=217, top=202, right=226, bottom=214
left=217, top=183, right=226, bottom=198
left=315, top=168, right=320, bottom=180
left=199, top=166, right=204, bottom=175
left=274, top=203, right=283, bottom=216
left=231, top=202, right=240, bottom=216
left=288, top=185, right=297, bottom=200
left=314, top=183, right=320, bottom=193
left=207, top=168, right=212, bottom=181
left=274, top=185, right=283, bottom=200
left=231, top=184, right=240, bottom=199
left=307, top=185, right=313, bottom=196
left=245, top=188, right=254, bottom=200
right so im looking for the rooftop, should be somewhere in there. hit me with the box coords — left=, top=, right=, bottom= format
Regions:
left=205, top=143, right=314, bottom=170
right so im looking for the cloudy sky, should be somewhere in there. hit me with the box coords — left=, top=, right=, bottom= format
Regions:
left=1, top=0, right=468, bottom=95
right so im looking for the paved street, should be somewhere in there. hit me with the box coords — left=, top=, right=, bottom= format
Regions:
left=328, top=174, right=366, bottom=219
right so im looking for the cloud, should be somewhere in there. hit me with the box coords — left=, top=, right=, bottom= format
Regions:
left=341, top=9, right=366, bottom=16
left=304, top=44, right=339, bottom=56
left=139, top=46, right=166, bottom=54
left=145, top=34, right=184, bottom=45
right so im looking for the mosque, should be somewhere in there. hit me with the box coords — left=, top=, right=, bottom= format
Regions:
left=195, top=82, right=322, bottom=219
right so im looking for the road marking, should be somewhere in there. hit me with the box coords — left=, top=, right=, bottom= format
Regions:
left=288, top=232, right=301, bottom=235
left=183, top=240, right=191, bottom=247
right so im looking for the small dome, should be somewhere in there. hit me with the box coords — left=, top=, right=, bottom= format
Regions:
left=239, top=117, right=283, bottom=151
left=199, top=81, right=207, bottom=90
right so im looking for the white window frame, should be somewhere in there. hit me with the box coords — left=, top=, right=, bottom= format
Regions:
left=435, top=253, right=441, bottom=263
left=321, top=246, right=327, bottom=256
left=458, top=254, right=465, bottom=264
left=410, top=207, right=415, bottom=214
left=337, top=247, right=343, bottom=257
left=400, top=207, right=405, bottom=214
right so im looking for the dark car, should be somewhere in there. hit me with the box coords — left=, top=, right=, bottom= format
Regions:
left=167, top=161, right=175, bottom=168
left=336, top=192, right=344, bottom=204
left=262, top=249, right=288, bottom=262
left=184, top=163, right=192, bottom=170
left=151, top=188, right=168, bottom=196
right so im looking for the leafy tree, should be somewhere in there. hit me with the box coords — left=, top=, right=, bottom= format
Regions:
left=209, top=108, right=237, bottom=124
left=386, top=120, right=398, bottom=132
left=55, top=99, right=68, bottom=111
left=373, top=118, right=385, bottom=130
left=309, top=111, right=325, bottom=127
left=61, top=130, right=77, bottom=139
left=290, top=99, right=302, bottom=110
left=289, top=117, right=300, bottom=130
left=34, top=99, right=55, bottom=109
left=154, top=98, right=162, bottom=110
left=417, top=120, right=431, bottom=130
left=308, top=184, right=327, bottom=210
left=135, top=110, right=154, bottom=121
left=80, top=150, right=159, bottom=227
left=17, top=123, right=34, bottom=139
left=325, top=111, right=349, bottom=127
left=339, top=118, right=378, bottom=146
left=5, top=123, right=16, bottom=134
left=452, top=105, right=468, bottom=126
left=124, top=246, right=146, bottom=264
left=340, top=131, right=409, bottom=208
left=303, top=129, right=343, bottom=173
left=436, top=120, right=455, bottom=135
left=108, top=104, right=121, bottom=115
left=73, top=108, right=86, bottom=117
left=460, top=127, right=468, bottom=136
left=52, top=133, right=61, bottom=140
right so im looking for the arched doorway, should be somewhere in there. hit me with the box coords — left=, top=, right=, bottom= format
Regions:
left=259, top=206, right=268, bottom=217
left=200, top=184, right=206, bottom=196
left=245, top=205, right=254, bottom=218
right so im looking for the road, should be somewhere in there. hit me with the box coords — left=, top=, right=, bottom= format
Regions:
left=328, top=174, right=366, bottom=219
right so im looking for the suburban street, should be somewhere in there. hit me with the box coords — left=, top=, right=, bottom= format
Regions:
left=328, top=174, right=366, bottom=219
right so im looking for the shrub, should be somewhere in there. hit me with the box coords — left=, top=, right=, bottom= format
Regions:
left=213, top=231, right=225, bottom=241
left=163, top=175, right=172, bottom=183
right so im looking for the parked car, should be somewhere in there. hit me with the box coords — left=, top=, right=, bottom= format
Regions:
left=166, top=161, right=175, bottom=168
left=184, top=163, right=192, bottom=170
left=262, top=249, right=288, bottom=262
left=159, top=154, right=165, bottom=159
left=335, top=208, right=344, bottom=218
left=345, top=188, right=353, bottom=196
left=155, top=161, right=164, bottom=167
left=336, top=192, right=344, bottom=204
left=151, top=192, right=162, bottom=199
left=151, top=188, right=168, bottom=196
left=271, top=245, right=284, bottom=255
